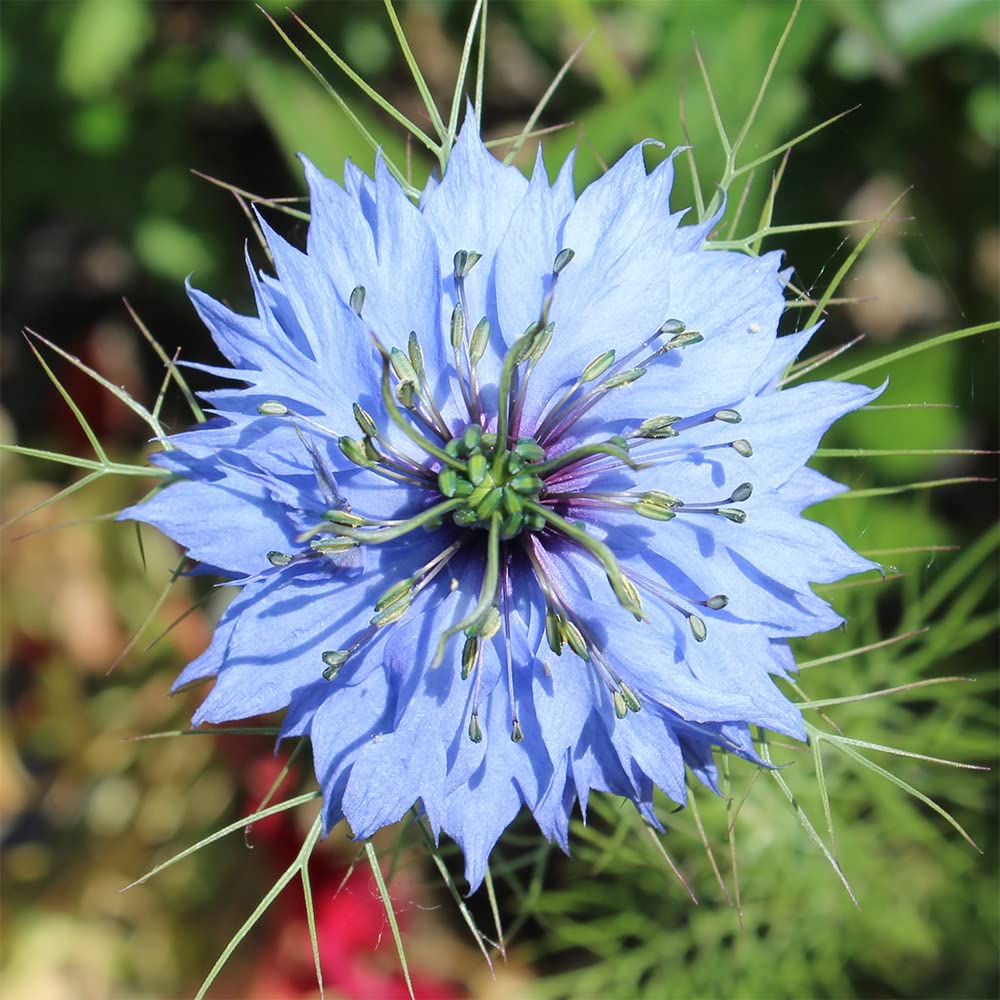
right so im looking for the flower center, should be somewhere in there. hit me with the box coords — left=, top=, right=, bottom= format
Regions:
left=436, top=423, right=546, bottom=536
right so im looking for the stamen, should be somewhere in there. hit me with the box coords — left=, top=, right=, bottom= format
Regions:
left=522, top=500, right=643, bottom=618
left=433, top=513, right=502, bottom=666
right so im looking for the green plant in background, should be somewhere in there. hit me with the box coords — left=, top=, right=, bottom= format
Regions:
left=1, top=2, right=996, bottom=999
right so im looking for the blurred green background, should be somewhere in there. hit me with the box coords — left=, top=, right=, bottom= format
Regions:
left=1, top=1, right=997, bottom=998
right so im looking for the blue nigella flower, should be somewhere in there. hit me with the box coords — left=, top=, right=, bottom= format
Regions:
left=123, top=114, right=881, bottom=890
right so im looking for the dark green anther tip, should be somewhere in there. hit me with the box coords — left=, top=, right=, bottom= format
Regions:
left=267, top=550, right=293, bottom=567
left=468, top=715, right=483, bottom=743
left=553, top=248, right=575, bottom=274
left=730, top=482, right=753, bottom=502
left=717, top=507, right=747, bottom=524
left=511, top=720, right=525, bottom=743
left=619, top=682, right=642, bottom=713
left=461, top=637, right=478, bottom=679
left=704, top=594, right=729, bottom=610
left=322, top=649, right=350, bottom=680
left=454, top=249, right=482, bottom=279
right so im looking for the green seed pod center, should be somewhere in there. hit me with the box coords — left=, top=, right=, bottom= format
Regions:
left=437, top=424, right=547, bottom=537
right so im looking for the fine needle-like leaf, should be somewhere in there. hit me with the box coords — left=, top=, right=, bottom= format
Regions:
left=474, top=0, right=488, bottom=123
left=642, top=824, right=698, bottom=905
left=781, top=335, right=866, bottom=385
left=195, top=813, right=323, bottom=1000
left=123, top=727, right=282, bottom=742
left=692, top=37, right=731, bottom=157
left=814, top=731, right=983, bottom=851
left=757, top=730, right=858, bottom=907
left=729, top=0, right=802, bottom=160
left=836, top=476, right=992, bottom=500
left=797, top=676, right=974, bottom=710
left=831, top=321, right=1000, bottom=382
left=798, top=627, right=929, bottom=670
left=25, top=329, right=167, bottom=440
left=24, top=336, right=107, bottom=462
left=300, top=849, right=325, bottom=1000
left=120, top=791, right=320, bottom=891
left=382, top=0, right=446, bottom=146
left=686, top=783, right=732, bottom=904
left=447, top=0, right=486, bottom=143
left=288, top=9, right=439, bottom=156
left=257, top=6, right=417, bottom=197
left=504, top=34, right=590, bottom=165
left=245, top=739, right=308, bottom=847
left=810, top=736, right=840, bottom=863
left=107, top=556, right=188, bottom=675
left=719, top=754, right=744, bottom=930
left=483, top=864, right=507, bottom=958
left=232, top=189, right=273, bottom=265
left=816, top=448, right=993, bottom=458
left=365, top=840, right=415, bottom=1000
left=123, top=298, right=206, bottom=423
left=190, top=170, right=311, bottom=221
left=678, top=84, right=705, bottom=220
left=801, top=187, right=908, bottom=329
left=417, top=820, right=495, bottom=972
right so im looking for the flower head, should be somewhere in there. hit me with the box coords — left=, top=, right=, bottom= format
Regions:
left=124, top=114, right=880, bottom=889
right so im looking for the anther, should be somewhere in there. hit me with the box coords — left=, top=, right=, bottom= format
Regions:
left=450, top=303, right=465, bottom=352
left=714, top=409, right=742, bottom=424
left=468, top=714, right=483, bottom=743
left=602, top=367, right=646, bottom=389
left=553, top=248, right=575, bottom=274
left=581, top=350, right=616, bottom=383
left=715, top=508, right=747, bottom=523
left=619, top=682, right=642, bottom=713
left=370, top=597, right=411, bottom=628
left=267, top=551, right=293, bottom=567
left=321, top=649, right=351, bottom=680
left=461, top=636, right=478, bottom=679
left=660, top=318, right=686, bottom=334
left=731, top=439, right=753, bottom=457
left=469, top=317, right=490, bottom=365
left=374, top=577, right=414, bottom=612
left=612, top=690, right=628, bottom=719
left=453, top=250, right=482, bottom=279
left=258, top=401, right=289, bottom=416
left=729, top=482, right=753, bottom=503
left=511, top=720, right=525, bottom=743
left=352, top=403, right=378, bottom=438
left=561, top=618, right=589, bottom=660
left=322, top=510, right=367, bottom=527
left=545, top=610, right=563, bottom=655
left=688, top=614, right=708, bottom=642
left=636, top=415, right=681, bottom=439
left=349, top=285, right=366, bottom=316
left=407, top=331, right=425, bottom=375
left=703, top=594, right=729, bottom=610
left=339, top=436, right=374, bottom=468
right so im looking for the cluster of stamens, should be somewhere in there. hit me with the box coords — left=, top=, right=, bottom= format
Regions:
left=437, top=424, right=546, bottom=537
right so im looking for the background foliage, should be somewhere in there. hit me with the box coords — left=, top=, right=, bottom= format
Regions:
left=1, top=2, right=997, bottom=998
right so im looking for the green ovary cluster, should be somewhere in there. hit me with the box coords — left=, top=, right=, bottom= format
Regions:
left=437, top=423, right=546, bottom=537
